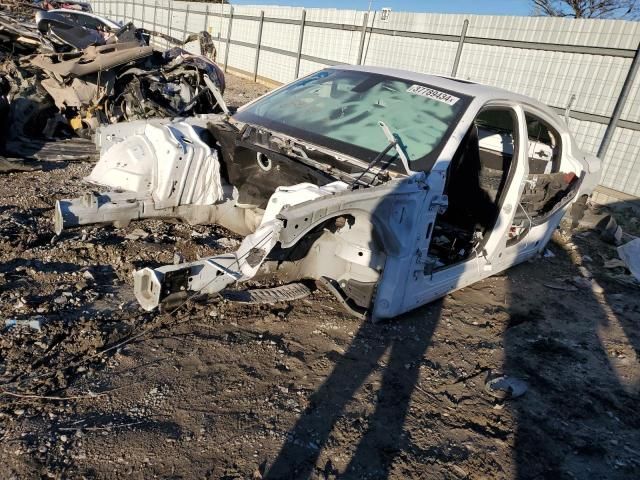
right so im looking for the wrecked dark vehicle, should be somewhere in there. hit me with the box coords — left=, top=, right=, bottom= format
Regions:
left=55, top=66, right=601, bottom=320
left=0, top=6, right=224, bottom=163
left=35, top=9, right=136, bottom=51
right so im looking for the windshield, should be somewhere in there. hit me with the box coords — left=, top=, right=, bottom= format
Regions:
left=233, top=69, right=472, bottom=172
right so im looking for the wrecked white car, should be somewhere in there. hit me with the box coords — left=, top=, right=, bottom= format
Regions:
left=55, top=66, right=601, bottom=320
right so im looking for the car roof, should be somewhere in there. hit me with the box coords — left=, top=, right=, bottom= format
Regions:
left=49, top=9, right=121, bottom=29
left=332, top=65, right=557, bottom=117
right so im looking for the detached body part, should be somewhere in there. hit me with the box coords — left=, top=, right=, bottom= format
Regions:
left=55, top=66, right=601, bottom=321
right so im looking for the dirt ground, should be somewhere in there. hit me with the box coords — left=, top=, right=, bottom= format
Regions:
left=0, top=73, right=639, bottom=480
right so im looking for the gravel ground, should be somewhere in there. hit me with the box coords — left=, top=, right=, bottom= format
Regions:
left=0, top=73, right=639, bottom=480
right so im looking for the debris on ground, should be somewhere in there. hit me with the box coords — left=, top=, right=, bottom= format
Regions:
left=484, top=373, right=529, bottom=399
left=0, top=156, right=39, bottom=172
left=600, top=215, right=624, bottom=245
left=125, top=228, right=149, bottom=241
left=604, top=258, right=628, bottom=269
left=4, top=316, right=44, bottom=330
left=543, top=280, right=577, bottom=291
left=617, top=238, right=640, bottom=283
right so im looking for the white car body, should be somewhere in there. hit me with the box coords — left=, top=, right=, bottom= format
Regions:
left=55, top=66, right=601, bottom=320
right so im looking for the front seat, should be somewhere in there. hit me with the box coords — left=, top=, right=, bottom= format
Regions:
left=444, top=124, right=499, bottom=232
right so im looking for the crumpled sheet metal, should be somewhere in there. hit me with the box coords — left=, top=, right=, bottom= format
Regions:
left=133, top=181, right=350, bottom=311
left=87, top=121, right=223, bottom=206
left=107, top=47, right=226, bottom=122
left=6, top=136, right=97, bottom=161
left=182, top=31, right=216, bottom=61
left=0, top=155, right=40, bottom=172
left=18, top=38, right=225, bottom=139
left=29, top=42, right=154, bottom=78
left=3, top=5, right=212, bottom=57
left=617, top=238, right=640, bottom=283
left=40, top=77, right=101, bottom=110
left=0, top=8, right=226, bottom=161
left=0, top=9, right=46, bottom=52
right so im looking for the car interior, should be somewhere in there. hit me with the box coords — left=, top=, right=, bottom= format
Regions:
left=428, top=108, right=516, bottom=267
left=427, top=108, right=580, bottom=268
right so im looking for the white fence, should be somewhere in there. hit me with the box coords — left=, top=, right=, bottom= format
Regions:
left=91, top=0, right=640, bottom=201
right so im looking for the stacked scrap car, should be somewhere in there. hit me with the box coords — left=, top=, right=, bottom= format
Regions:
left=26, top=38, right=226, bottom=137
left=40, top=0, right=93, bottom=12
left=0, top=8, right=43, bottom=53
left=35, top=9, right=130, bottom=51
left=0, top=6, right=226, bottom=161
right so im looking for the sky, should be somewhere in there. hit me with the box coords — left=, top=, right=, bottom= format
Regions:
left=229, top=0, right=534, bottom=16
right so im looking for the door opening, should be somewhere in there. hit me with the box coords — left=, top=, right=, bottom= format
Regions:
left=429, top=108, right=518, bottom=268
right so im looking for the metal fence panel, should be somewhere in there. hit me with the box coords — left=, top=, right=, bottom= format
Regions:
left=363, top=35, right=459, bottom=75
left=302, top=25, right=360, bottom=65
left=601, top=127, right=640, bottom=193
left=457, top=44, right=631, bottom=117
left=466, top=14, right=640, bottom=49
left=258, top=50, right=297, bottom=84
left=261, top=20, right=299, bottom=52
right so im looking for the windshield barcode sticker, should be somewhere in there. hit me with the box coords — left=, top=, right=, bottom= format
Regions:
left=406, top=85, right=459, bottom=105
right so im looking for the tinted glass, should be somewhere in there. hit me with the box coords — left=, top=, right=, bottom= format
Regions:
left=234, top=69, right=472, bottom=171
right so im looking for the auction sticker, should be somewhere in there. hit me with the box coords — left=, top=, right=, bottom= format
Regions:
left=406, top=85, right=460, bottom=105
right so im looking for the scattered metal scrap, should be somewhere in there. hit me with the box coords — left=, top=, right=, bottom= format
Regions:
left=0, top=50, right=98, bottom=161
left=6, top=137, right=98, bottom=161
left=617, top=238, right=640, bottom=283
left=0, top=155, right=39, bottom=172
left=0, top=8, right=42, bottom=53
left=484, top=373, right=528, bottom=399
left=26, top=39, right=226, bottom=138
left=222, top=283, right=313, bottom=305
left=0, top=5, right=226, bottom=164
